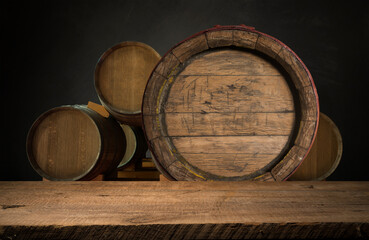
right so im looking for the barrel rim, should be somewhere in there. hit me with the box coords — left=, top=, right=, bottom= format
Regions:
left=117, top=124, right=138, bottom=169
left=142, top=25, right=320, bottom=181
left=94, top=41, right=161, bottom=116
left=316, top=113, right=342, bottom=180
left=26, top=105, right=103, bottom=181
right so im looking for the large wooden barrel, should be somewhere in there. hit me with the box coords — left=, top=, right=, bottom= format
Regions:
left=289, top=113, right=342, bottom=181
left=94, top=41, right=161, bottom=126
left=26, top=105, right=126, bottom=181
left=142, top=25, right=319, bottom=181
left=118, top=124, right=148, bottom=169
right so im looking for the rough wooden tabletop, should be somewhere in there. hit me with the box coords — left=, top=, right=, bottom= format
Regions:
left=0, top=181, right=368, bottom=239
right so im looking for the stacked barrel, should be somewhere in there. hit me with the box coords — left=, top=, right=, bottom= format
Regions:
left=27, top=42, right=160, bottom=180
left=27, top=25, right=342, bottom=181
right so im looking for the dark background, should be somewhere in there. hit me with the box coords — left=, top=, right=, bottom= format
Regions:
left=1, top=0, right=368, bottom=180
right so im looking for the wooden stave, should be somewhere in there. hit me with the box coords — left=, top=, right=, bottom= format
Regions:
left=117, top=125, right=148, bottom=170
left=142, top=25, right=320, bottom=181
left=94, top=41, right=161, bottom=126
left=288, top=112, right=343, bottom=181
left=26, top=105, right=126, bottom=181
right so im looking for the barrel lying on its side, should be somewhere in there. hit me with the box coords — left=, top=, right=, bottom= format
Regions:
left=95, top=41, right=161, bottom=126
left=26, top=105, right=126, bottom=181
left=142, top=25, right=319, bottom=181
left=289, top=112, right=342, bottom=181
left=118, top=124, right=148, bottom=169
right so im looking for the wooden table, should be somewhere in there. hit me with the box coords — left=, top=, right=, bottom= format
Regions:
left=0, top=181, right=368, bottom=239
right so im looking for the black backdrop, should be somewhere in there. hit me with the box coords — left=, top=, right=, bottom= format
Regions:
left=1, top=0, right=368, bottom=180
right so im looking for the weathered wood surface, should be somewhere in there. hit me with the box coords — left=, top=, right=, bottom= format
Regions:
left=95, top=41, right=160, bottom=126
left=26, top=105, right=126, bottom=181
left=289, top=113, right=343, bottom=180
left=0, top=182, right=368, bottom=239
left=143, top=25, right=319, bottom=181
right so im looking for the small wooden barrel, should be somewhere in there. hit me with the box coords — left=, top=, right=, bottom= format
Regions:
left=95, top=41, right=161, bottom=126
left=142, top=25, right=319, bottom=181
left=118, top=124, right=148, bottom=169
left=289, top=113, right=342, bottom=181
left=26, top=105, right=126, bottom=181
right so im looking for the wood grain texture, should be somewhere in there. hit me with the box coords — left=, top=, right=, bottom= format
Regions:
left=0, top=182, right=368, bottom=239
left=95, top=41, right=160, bottom=126
left=165, top=112, right=294, bottom=136
left=276, top=47, right=311, bottom=90
left=179, top=153, right=277, bottom=178
left=164, top=75, right=295, bottom=113
left=171, top=136, right=289, bottom=154
left=251, top=172, right=275, bottom=181
left=206, top=30, right=233, bottom=48
left=154, top=53, right=182, bottom=78
left=178, top=49, right=282, bottom=75
left=164, top=48, right=294, bottom=180
left=289, top=113, right=343, bottom=181
left=142, top=26, right=319, bottom=181
left=271, top=145, right=307, bottom=181
left=233, top=30, right=259, bottom=49
left=255, top=34, right=282, bottom=59
left=27, top=105, right=126, bottom=180
left=172, top=34, right=208, bottom=63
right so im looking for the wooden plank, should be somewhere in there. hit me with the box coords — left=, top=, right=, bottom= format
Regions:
left=171, top=136, right=290, bottom=154
left=142, top=72, right=167, bottom=115
left=295, top=120, right=316, bottom=149
left=299, top=86, right=318, bottom=122
left=275, top=47, right=311, bottom=90
left=179, top=49, right=281, bottom=76
left=206, top=30, right=233, bottom=48
left=233, top=30, right=259, bottom=49
left=0, top=182, right=368, bottom=239
left=255, top=34, right=283, bottom=59
left=165, top=112, right=295, bottom=136
left=165, top=75, right=295, bottom=113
